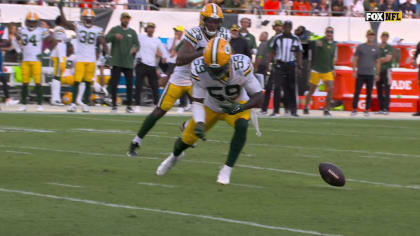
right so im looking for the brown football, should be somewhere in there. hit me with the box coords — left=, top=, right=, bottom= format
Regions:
left=319, top=163, right=346, bottom=187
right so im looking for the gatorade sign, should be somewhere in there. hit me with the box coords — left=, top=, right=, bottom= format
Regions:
left=365, top=11, right=402, bottom=22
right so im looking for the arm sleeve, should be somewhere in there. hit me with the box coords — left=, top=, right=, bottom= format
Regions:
left=244, top=71, right=263, bottom=96
left=2, top=26, right=9, bottom=40
left=133, top=30, right=140, bottom=49
left=183, top=29, right=199, bottom=49
left=354, top=45, right=361, bottom=57
left=159, top=40, right=169, bottom=59
left=41, top=28, right=50, bottom=39
left=191, top=80, right=206, bottom=123
left=105, top=27, right=116, bottom=43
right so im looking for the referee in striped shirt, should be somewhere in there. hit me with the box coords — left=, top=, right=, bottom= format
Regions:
left=268, top=20, right=303, bottom=117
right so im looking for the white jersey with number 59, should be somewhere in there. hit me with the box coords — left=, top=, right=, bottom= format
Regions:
left=74, top=23, right=103, bottom=62
left=169, top=26, right=231, bottom=87
left=190, top=54, right=262, bottom=113
left=18, top=27, right=49, bottom=62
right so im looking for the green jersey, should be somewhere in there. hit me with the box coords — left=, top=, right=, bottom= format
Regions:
left=311, top=37, right=336, bottom=73
left=379, top=43, right=393, bottom=72
left=105, top=26, right=139, bottom=69
left=241, top=32, right=257, bottom=50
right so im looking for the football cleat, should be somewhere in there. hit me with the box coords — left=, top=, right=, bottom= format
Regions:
left=18, top=105, right=27, bottom=112
left=126, top=106, right=134, bottom=113
left=67, top=103, right=77, bottom=112
left=303, top=108, right=309, bottom=115
left=323, top=110, right=331, bottom=116
left=5, top=98, right=19, bottom=106
left=364, top=111, right=369, bottom=117
left=156, top=152, right=184, bottom=176
left=217, top=165, right=232, bottom=185
left=351, top=110, right=357, bottom=116
left=111, top=106, right=118, bottom=113
left=127, top=142, right=139, bottom=157
left=81, top=103, right=90, bottom=113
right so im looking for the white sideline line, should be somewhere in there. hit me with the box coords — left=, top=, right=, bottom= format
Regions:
left=5, top=150, right=32, bottom=155
left=361, top=155, right=392, bottom=160
left=0, top=126, right=55, bottom=133
left=230, top=183, right=264, bottom=189
left=0, top=145, right=159, bottom=161
left=137, top=182, right=177, bottom=188
left=0, top=187, right=342, bottom=236
left=346, top=179, right=420, bottom=190
left=0, top=144, right=419, bottom=191
left=47, top=182, right=82, bottom=188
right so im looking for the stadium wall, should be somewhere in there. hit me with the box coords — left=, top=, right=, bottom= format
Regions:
left=0, top=4, right=419, bottom=43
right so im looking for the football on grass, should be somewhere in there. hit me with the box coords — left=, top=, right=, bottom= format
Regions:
left=319, top=163, right=346, bottom=187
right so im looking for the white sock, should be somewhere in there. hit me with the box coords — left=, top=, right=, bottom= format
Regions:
left=77, top=82, right=86, bottom=105
left=132, top=135, right=142, bottom=145
left=51, top=79, right=62, bottom=102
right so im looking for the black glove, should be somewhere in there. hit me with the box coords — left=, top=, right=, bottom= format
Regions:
left=220, top=102, right=246, bottom=115
left=194, top=122, right=206, bottom=141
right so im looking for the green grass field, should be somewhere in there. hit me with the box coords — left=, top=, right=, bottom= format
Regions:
left=0, top=113, right=419, bottom=236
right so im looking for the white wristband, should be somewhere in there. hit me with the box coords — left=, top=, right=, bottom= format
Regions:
left=192, top=101, right=205, bottom=123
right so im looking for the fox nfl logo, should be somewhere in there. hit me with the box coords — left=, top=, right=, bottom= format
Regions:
left=365, top=11, right=402, bottom=21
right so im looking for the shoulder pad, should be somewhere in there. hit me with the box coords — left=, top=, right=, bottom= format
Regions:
left=231, top=54, right=252, bottom=76
left=191, top=57, right=206, bottom=81
left=217, top=27, right=231, bottom=41
left=184, top=26, right=202, bottom=46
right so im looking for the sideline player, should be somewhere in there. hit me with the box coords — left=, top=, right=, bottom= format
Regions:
left=156, top=37, right=263, bottom=184
left=50, top=17, right=68, bottom=106
left=17, top=12, right=56, bottom=111
left=58, top=2, right=108, bottom=112
left=127, top=3, right=230, bottom=157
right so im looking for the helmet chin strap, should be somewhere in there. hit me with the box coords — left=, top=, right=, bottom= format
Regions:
left=205, top=26, right=217, bottom=36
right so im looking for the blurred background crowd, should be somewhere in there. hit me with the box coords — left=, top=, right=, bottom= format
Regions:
left=1, top=0, right=419, bottom=18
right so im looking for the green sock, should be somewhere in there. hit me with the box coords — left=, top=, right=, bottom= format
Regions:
left=226, top=119, right=249, bottom=167
left=173, top=138, right=191, bottom=156
left=21, top=84, right=28, bottom=105
left=72, top=82, right=79, bottom=104
left=137, top=114, right=160, bottom=139
left=83, top=81, right=91, bottom=104
left=54, top=76, right=60, bottom=81
left=35, top=84, right=42, bottom=105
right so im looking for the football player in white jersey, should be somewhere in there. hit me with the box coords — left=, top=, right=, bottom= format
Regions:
left=155, top=37, right=263, bottom=185
left=50, top=16, right=68, bottom=106
left=17, top=12, right=56, bottom=111
left=58, top=3, right=108, bottom=112
left=127, top=3, right=230, bottom=157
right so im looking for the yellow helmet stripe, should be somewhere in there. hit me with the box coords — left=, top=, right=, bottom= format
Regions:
left=211, top=37, right=220, bottom=65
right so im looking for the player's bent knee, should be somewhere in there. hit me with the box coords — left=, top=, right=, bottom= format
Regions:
left=235, top=119, right=249, bottom=131
left=151, top=107, right=167, bottom=119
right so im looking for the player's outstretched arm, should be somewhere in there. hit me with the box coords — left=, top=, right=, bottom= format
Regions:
left=58, top=1, right=76, bottom=31
left=176, top=40, right=203, bottom=66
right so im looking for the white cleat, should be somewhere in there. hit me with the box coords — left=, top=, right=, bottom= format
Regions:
left=36, top=105, right=44, bottom=112
left=67, top=103, right=77, bottom=112
left=51, top=100, right=64, bottom=106
left=156, top=152, right=184, bottom=176
left=177, top=107, right=184, bottom=114
left=217, top=165, right=232, bottom=185
left=81, top=103, right=90, bottom=113
left=18, top=105, right=27, bottom=112
left=5, top=98, right=19, bottom=106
